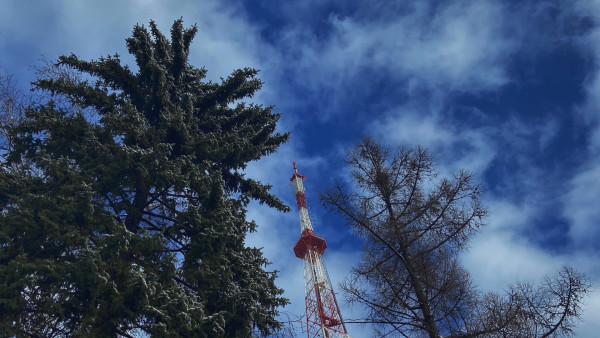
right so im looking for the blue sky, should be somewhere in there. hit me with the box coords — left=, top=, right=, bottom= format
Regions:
left=1, top=0, right=599, bottom=336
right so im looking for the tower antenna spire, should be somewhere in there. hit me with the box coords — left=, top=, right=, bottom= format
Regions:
left=290, top=162, right=349, bottom=338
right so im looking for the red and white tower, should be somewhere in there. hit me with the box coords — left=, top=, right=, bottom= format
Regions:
left=290, top=162, right=349, bottom=338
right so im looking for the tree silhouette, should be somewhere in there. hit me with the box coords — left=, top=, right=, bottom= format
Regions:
left=0, top=19, right=288, bottom=337
left=320, top=138, right=589, bottom=338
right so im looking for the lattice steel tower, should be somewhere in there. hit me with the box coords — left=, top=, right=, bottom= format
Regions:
left=290, top=162, right=349, bottom=338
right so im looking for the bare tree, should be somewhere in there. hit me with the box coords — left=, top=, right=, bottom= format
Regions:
left=0, top=73, right=28, bottom=161
left=1, top=57, right=80, bottom=170
left=320, top=138, right=590, bottom=338
left=263, top=311, right=304, bottom=338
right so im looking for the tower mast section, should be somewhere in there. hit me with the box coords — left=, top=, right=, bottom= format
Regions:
left=290, top=162, right=349, bottom=338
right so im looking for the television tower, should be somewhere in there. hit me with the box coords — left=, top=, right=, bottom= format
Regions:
left=290, top=162, right=349, bottom=338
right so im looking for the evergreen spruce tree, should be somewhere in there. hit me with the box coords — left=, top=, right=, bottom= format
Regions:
left=0, top=19, right=289, bottom=337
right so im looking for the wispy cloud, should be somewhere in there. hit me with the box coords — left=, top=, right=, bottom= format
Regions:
left=277, top=0, right=515, bottom=117
left=370, top=103, right=497, bottom=177
left=564, top=163, right=600, bottom=248
left=562, top=0, right=600, bottom=252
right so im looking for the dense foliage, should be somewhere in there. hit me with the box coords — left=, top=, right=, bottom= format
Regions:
left=0, top=20, right=289, bottom=337
left=321, top=138, right=590, bottom=338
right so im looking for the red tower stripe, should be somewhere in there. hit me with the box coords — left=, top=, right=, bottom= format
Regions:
left=296, top=191, right=307, bottom=210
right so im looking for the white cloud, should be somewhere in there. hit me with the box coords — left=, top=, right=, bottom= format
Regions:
left=464, top=235, right=600, bottom=336
left=462, top=197, right=600, bottom=336
left=0, top=0, right=274, bottom=84
left=370, top=102, right=498, bottom=179
left=578, top=291, right=600, bottom=338
left=572, top=0, right=600, bottom=152
left=563, top=163, right=600, bottom=247
left=282, top=0, right=514, bottom=106
left=373, top=111, right=454, bottom=148
left=562, top=0, right=600, bottom=252
left=461, top=200, right=557, bottom=291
